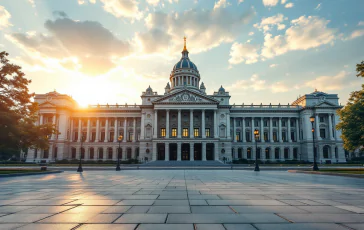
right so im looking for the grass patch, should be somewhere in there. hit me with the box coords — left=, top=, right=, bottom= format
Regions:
left=0, top=169, right=43, bottom=175
left=318, top=168, right=364, bottom=174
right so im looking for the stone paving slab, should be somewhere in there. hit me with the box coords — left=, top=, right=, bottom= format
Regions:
left=0, top=170, right=363, bottom=229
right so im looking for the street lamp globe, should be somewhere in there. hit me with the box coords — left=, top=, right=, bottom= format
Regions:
left=254, top=129, right=260, bottom=172
left=116, top=135, right=123, bottom=171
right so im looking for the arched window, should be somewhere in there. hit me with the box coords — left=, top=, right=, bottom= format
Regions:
left=247, top=148, right=252, bottom=159
left=108, top=148, right=113, bottom=159
left=275, top=148, right=280, bottom=159
left=71, top=148, right=76, bottom=159
left=98, top=148, right=103, bottom=159
left=323, top=145, right=330, bottom=158
left=238, top=148, right=242, bottom=159
left=89, top=148, right=94, bottom=159
left=265, top=148, right=270, bottom=159
left=284, top=148, right=289, bottom=159
left=81, top=147, right=85, bottom=159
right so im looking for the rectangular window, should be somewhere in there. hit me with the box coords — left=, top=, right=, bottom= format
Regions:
left=246, top=132, right=251, bottom=142
left=82, top=132, right=87, bottom=140
left=291, top=132, right=295, bottom=141
left=264, top=132, right=268, bottom=141
left=282, top=131, right=286, bottom=141
left=273, top=121, right=277, bottom=127
left=128, top=132, right=134, bottom=141
left=255, top=121, right=259, bottom=127
left=273, top=132, right=277, bottom=142
left=183, top=128, right=189, bottom=137
left=320, top=128, right=326, bottom=139
left=264, top=120, right=268, bottom=127
left=194, top=128, right=199, bottom=137
left=290, top=120, right=295, bottom=127
left=246, top=120, right=250, bottom=126
left=161, top=128, right=166, bottom=137
left=91, top=132, right=96, bottom=142
left=206, top=128, right=210, bottom=137
left=74, top=132, right=78, bottom=141
left=319, top=116, right=324, bottom=122
left=101, top=132, right=105, bottom=141
left=282, top=121, right=286, bottom=127
left=236, top=132, right=240, bottom=141
left=171, top=128, right=177, bottom=137
left=110, top=132, right=114, bottom=142
left=237, top=121, right=241, bottom=126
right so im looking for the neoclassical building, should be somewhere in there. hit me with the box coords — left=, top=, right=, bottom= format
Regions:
left=26, top=39, right=346, bottom=163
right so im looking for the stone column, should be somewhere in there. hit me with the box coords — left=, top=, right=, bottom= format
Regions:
left=288, top=118, right=292, bottom=142
left=260, top=117, right=264, bottom=143
left=133, top=118, right=136, bottom=142
left=226, top=113, right=231, bottom=139
left=269, top=117, right=273, bottom=143
left=242, top=117, right=246, bottom=142
left=328, top=114, right=334, bottom=140
left=190, top=110, right=194, bottom=138
left=214, top=110, right=218, bottom=138
left=95, top=118, right=100, bottom=142
left=177, top=142, right=181, bottom=161
left=70, top=119, right=74, bottom=141
left=202, top=110, right=206, bottom=138
left=140, top=113, right=145, bottom=140
left=251, top=118, right=255, bottom=143
left=315, top=114, right=320, bottom=140
left=202, top=142, right=206, bottom=161
left=104, top=118, right=109, bottom=142
left=51, top=114, right=56, bottom=140
left=86, top=118, right=91, bottom=142
left=233, top=118, right=237, bottom=142
left=166, top=110, right=170, bottom=138
left=190, top=143, right=194, bottom=161
left=177, top=109, right=181, bottom=138
left=153, top=111, right=158, bottom=138
left=77, top=118, right=82, bottom=142
left=123, top=118, right=127, bottom=142
left=296, top=118, right=299, bottom=142
left=103, top=147, right=107, bottom=160
left=114, top=118, right=118, bottom=142
left=278, top=117, right=283, bottom=142
left=165, top=143, right=169, bottom=161
left=152, top=142, right=157, bottom=161
left=214, top=142, right=219, bottom=161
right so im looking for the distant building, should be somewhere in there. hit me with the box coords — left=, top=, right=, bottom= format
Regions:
left=26, top=39, right=346, bottom=163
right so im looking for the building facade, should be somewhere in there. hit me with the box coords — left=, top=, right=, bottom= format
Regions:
left=26, top=40, right=346, bottom=163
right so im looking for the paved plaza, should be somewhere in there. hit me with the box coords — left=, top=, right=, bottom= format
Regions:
left=0, top=171, right=363, bottom=230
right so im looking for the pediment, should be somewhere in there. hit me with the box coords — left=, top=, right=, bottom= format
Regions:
left=314, top=101, right=337, bottom=107
left=39, top=101, right=57, bottom=108
left=153, top=89, right=219, bottom=104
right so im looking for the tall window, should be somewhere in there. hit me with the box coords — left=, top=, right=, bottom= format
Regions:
left=194, top=128, right=199, bottom=137
left=74, top=132, right=78, bottom=141
left=264, top=120, right=268, bottom=127
left=273, top=121, right=277, bottom=127
left=291, top=132, right=295, bottom=141
left=91, top=132, right=96, bottom=142
left=273, top=132, right=277, bottom=142
left=171, top=128, right=177, bottom=137
left=183, top=128, right=188, bottom=137
left=101, top=132, right=105, bottom=142
left=206, top=128, right=210, bottom=137
left=282, top=131, right=286, bottom=141
left=128, top=132, right=134, bottom=141
left=320, top=129, right=326, bottom=139
left=246, top=132, right=251, bottom=142
left=246, top=120, right=250, bottom=126
left=236, top=132, right=240, bottom=141
left=319, top=116, right=324, bottom=122
left=161, top=128, right=166, bottom=137
left=264, top=132, right=268, bottom=141
left=110, top=132, right=114, bottom=142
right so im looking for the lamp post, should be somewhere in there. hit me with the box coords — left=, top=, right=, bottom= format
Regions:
left=254, top=129, right=260, bottom=172
left=310, top=116, right=319, bottom=171
left=77, top=135, right=84, bottom=172
left=116, top=135, right=123, bottom=171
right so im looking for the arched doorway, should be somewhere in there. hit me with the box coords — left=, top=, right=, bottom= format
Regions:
left=98, top=148, right=103, bottom=160
left=206, top=143, right=214, bottom=160
left=275, top=148, right=280, bottom=159
left=293, top=148, right=298, bottom=160
left=127, top=148, right=132, bottom=159
left=71, top=148, right=76, bottom=159
left=182, top=143, right=190, bottom=160
left=257, top=148, right=261, bottom=159
left=169, top=143, right=177, bottom=161
left=323, top=145, right=330, bottom=158
left=238, top=148, right=243, bottom=159
left=194, top=143, right=202, bottom=160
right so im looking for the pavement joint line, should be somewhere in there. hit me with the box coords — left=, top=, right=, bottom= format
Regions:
left=193, top=223, right=197, bottom=230
left=228, top=206, right=238, bottom=213
left=71, top=223, right=83, bottom=230
left=111, top=213, right=124, bottom=223
left=274, top=213, right=294, bottom=223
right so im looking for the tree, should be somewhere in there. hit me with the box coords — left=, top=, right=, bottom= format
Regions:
left=336, top=61, right=364, bottom=151
left=0, top=52, right=54, bottom=160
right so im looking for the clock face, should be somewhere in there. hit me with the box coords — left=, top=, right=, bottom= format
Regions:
left=182, top=94, right=189, bottom=101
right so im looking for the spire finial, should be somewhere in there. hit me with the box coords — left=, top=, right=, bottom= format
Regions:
left=183, top=36, right=187, bottom=51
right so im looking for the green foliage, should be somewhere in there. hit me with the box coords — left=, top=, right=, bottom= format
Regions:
left=356, top=61, right=364, bottom=78
left=0, top=51, right=54, bottom=160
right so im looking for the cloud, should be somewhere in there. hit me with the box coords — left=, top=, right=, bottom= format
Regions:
left=359, top=21, right=364, bottom=26
left=0, top=5, right=12, bottom=29
left=315, top=3, right=321, bottom=10
left=269, top=63, right=277, bottom=68
left=77, top=0, right=86, bottom=5
left=262, top=0, right=279, bottom=7
left=214, top=0, right=230, bottom=10
left=228, top=42, right=259, bottom=65
left=285, top=3, right=293, bottom=8
left=138, top=8, right=254, bottom=55
left=227, top=74, right=290, bottom=93
left=99, top=0, right=143, bottom=21
left=281, top=0, right=287, bottom=3
left=7, top=14, right=130, bottom=75
left=346, top=29, right=364, bottom=40
left=271, top=81, right=289, bottom=92
left=146, top=0, right=160, bottom=6
left=28, top=0, right=36, bottom=7
left=261, top=16, right=336, bottom=58
left=305, top=71, right=348, bottom=91
left=248, top=31, right=254, bottom=36
left=254, top=14, right=287, bottom=33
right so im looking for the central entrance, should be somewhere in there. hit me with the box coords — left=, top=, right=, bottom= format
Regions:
left=182, top=143, right=190, bottom=161
left=194, top=143, right=202, bottom=160
left=206, top=143, right=214, bottom=160
left=169, top=143, right=177, bottom=161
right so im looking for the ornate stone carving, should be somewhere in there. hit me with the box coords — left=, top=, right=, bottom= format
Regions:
left=168, top=92, right=203, bottom=102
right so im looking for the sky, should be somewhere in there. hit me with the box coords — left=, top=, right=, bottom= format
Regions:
left=0, top=0, right=363, bottom=107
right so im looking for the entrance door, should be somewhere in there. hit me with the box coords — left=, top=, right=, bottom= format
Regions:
left=169, top=143, right=177, bottom=161
left=194, top=143, right=202, bottom=160
left=206, top=143, right=214, bottom=160
left=182, top=143, right=190, bottom=161
left=157, top=143, right=165, bottom=160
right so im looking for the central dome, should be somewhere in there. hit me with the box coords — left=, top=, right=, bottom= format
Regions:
left=172, top=37, right=198, bottom=71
